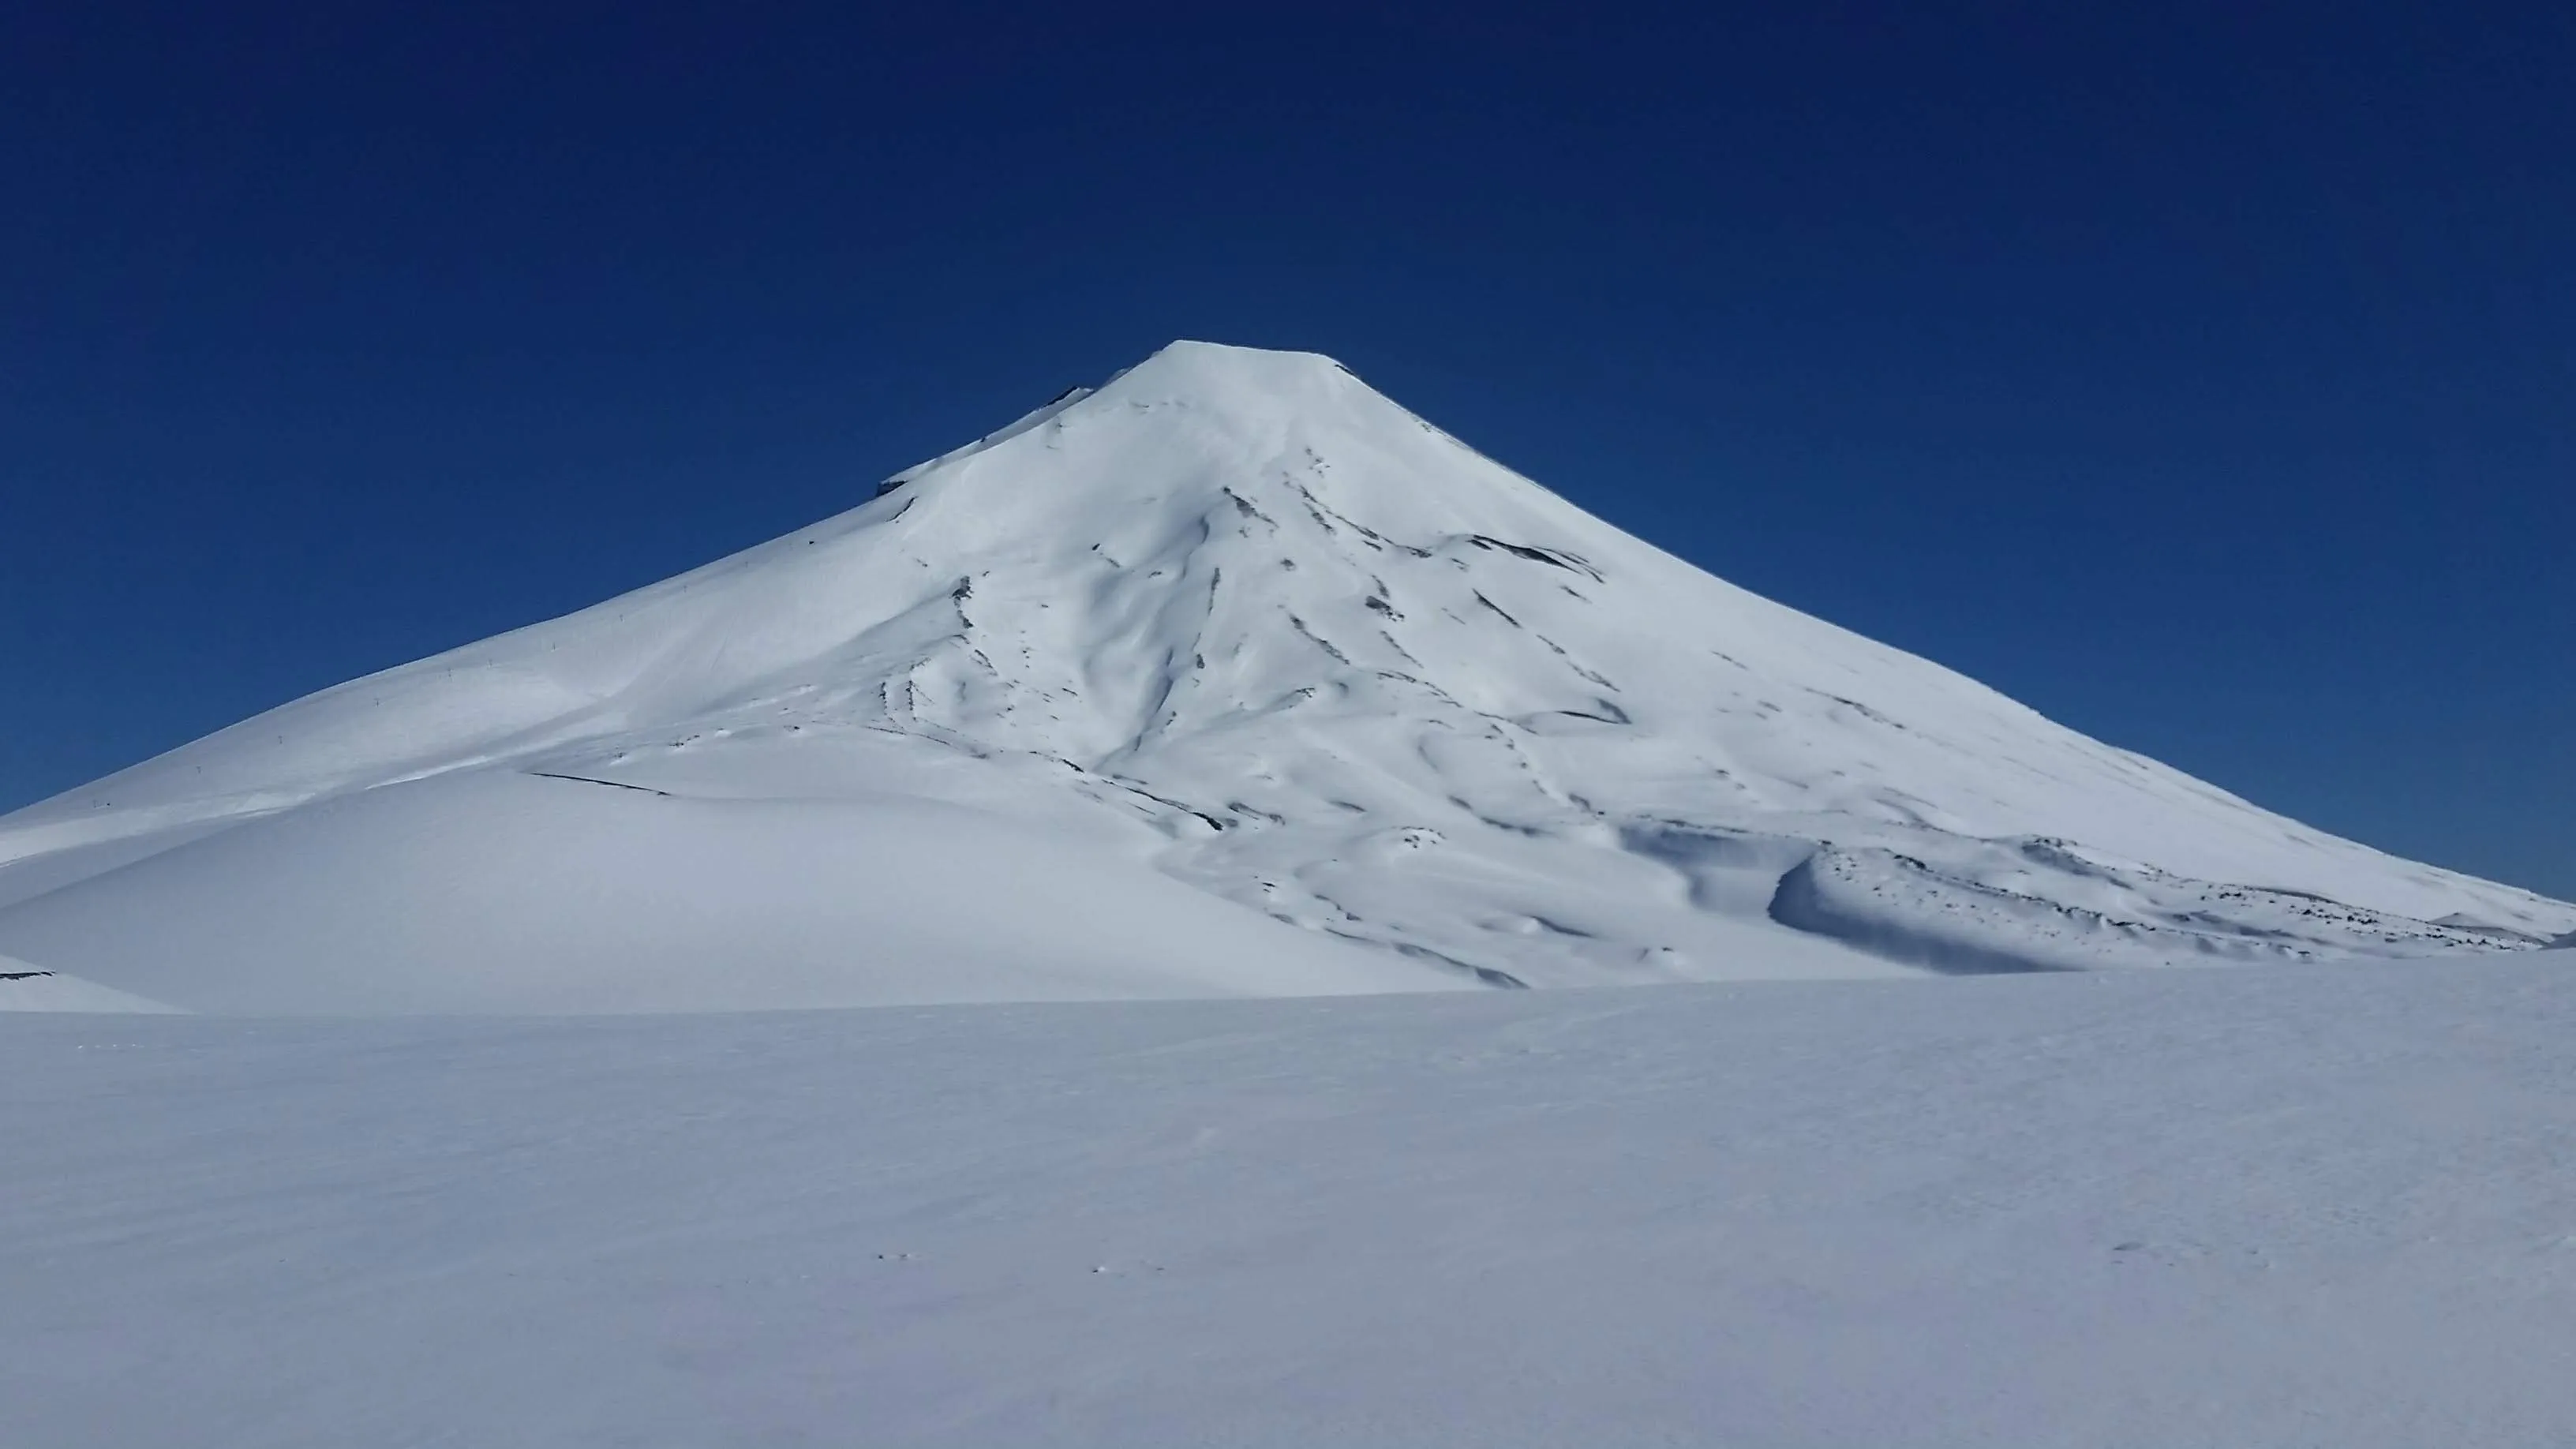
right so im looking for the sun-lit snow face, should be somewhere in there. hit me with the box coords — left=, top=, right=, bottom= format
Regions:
left=0, top=342, right=2567, bottom=1012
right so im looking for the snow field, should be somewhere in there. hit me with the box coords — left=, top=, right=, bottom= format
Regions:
left=9, top=958, right=2576, bottom=1446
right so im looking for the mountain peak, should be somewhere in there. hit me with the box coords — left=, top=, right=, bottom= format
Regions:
left=2, top=347, right=2569, bottom=1013
left=1129, top=338, right=1356, bottom=384
left=1076, top=339, right=1383, bottom=443
left=877, top=340, right=1383, bottom=501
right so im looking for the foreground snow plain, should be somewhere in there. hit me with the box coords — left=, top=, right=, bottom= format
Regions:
left=9, top=956, right=2576, bottom=1447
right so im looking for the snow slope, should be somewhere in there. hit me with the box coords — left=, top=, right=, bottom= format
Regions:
left=0, top=954, right=178, bottom=1013
left=2, top=341, right=2565, bottom=1009
left=0, top=773, right=1441, bottom=1013
left=10, top=959, right=2576, bottom=1447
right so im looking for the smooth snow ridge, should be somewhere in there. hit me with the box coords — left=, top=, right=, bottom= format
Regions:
left=2, top=342, right=2567, bottom=1011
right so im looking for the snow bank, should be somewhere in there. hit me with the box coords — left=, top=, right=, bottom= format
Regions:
left=0, top=954, right=181, bottom=1013
left=0, top=770, right=1449, bottom=1013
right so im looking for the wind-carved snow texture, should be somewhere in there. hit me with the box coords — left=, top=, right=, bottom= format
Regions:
left=0, top=342, right=2567, bottom=1011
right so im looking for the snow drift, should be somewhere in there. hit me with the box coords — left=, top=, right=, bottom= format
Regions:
left=2, top=341, right=2567, bottom=1011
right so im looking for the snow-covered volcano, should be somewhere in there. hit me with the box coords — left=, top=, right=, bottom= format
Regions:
left=3, top=342, right=2567, bottom=1011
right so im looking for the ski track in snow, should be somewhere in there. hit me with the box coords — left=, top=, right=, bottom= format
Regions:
left=0, top=340, right=2565, bottom=1011
left=9, top=960, right=2576, bottom=1447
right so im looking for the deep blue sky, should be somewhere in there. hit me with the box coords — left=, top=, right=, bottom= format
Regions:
left=6, top=2, right=2570, bottom=899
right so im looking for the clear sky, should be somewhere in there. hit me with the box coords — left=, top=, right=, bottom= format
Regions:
left=6, top=2, right=2570, bottom=900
